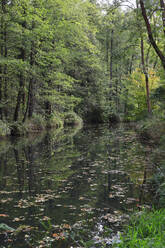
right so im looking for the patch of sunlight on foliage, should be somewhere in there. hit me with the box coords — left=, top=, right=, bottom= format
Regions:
left=123, top=68, right=160, bottom=121
left=130, top=68, right=160, bottom=90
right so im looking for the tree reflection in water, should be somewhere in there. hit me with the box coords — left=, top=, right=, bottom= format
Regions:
left=0, top=124, right=154, bottom=247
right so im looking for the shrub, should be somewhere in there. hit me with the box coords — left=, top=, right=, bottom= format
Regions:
left=46, top=112, right=63, bottom=129
left=26, top=114, right=46, bottom=131
left=137, top=117, right=165, bottom=143
left=63, top=112, right=83, bottom=126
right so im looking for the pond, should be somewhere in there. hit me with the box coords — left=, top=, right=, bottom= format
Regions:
left=0, top=124, right=154, bottom=247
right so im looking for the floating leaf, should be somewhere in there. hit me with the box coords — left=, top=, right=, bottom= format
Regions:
left=52, top=232, right=66, bottom=240
left=62, top=224, right=71, bottom=230
left=0, top=214, right=9, bottom=217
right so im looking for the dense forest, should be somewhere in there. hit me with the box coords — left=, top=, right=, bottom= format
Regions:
left=0, top=0, right=165, bottom=136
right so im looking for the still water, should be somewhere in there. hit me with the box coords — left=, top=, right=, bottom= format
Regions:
left=0, top=124, right=154, bottom=247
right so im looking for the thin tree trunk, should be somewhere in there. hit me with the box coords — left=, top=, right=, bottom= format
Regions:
left=139, top=0, right=165, bottom=70
left=0, top=1, right=5, bottom=120
left=0, top=64, right=3, bottom=120
left=4, top=23, right=8, bottom=119
left=28, top=34, right=35, bottom=119
left=23, top=79, right=32, bottom=122
left=160, top=0, right=165, bottom=36
left=129, top=55, right=134, bottom=74
left=110, top=29, right=114, bottom=84
left=28, top=78, right=34, bottom=118
left=23, top=22, right=35, bottom=122
left=13, top=20, right=26, bottom=122
left=45, top=101, right=52, bottom=119
left=106, top=29, right=109, bottom=72
left=141, top=37, right=151, bottom=114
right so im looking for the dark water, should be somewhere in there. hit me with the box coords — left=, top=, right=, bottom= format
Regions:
left=0, top=124, right=154, bottom=247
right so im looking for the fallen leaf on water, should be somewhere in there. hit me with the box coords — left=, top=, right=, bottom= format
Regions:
left=62, top=224, right=71, bottom=229
left=43, top=216, right=50, bottom=221
left=0, top=214, right=9, bottom=217
left=52, top=232, right=66, bottom=240
left=13, top=218, right=21, bottom=222
left=52, top=233, right=58, bottom=238
left=79, top=197, right=85, bottom=200
left=7, top=239, right=13, bottom=242
left=0, top=198, right=13, bottom=203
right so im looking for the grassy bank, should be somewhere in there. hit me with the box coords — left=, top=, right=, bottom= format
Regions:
left=113, top=209, right=165, bottom=248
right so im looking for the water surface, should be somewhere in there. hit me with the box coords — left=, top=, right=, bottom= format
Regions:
left=0, top=124, right=154, bottom=247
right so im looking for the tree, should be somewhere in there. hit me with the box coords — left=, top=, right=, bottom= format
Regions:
left=139, top=0, right=165, bottom=70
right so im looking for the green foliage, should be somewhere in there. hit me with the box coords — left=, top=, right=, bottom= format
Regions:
left=0, top=121, right=10, bottom=136
left=46, top=112, right=63, bottom=129
left=0, top=0, right=165, bottom=129
left=113, top=209, right=165, bottom=248
left=137, top=118, right=165, bottom=143
left=123, top=69, right=160, bottom=121
left=0, top=0, right=107, bottom=128
left=25, top=114, right=46, bottom=130
left=63, top=111, right=83, bottom=126
left=10, top=122, right=28, bottom=136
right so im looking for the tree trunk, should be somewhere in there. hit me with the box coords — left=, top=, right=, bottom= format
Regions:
left=45, top=101, right=52, bottom=119
left=0, top=0, right=5, bottom=120
left=13, top=20, right=26, bottom=122
left=28, top=34, right=35, bottom=119
left=4, top=23, right=8, bottom=119
left=23, top=22, right=35, bottom=122
left=141, top=37, right=151, bottom=114
left=160, top=0, right=165, bottom=36
left=14, top=73, right=25, bottom=122
left=139, top=0, right=165, bottom=70
left=23, top=78, right=33, bottom=122
left=106, top=30, right=109, bottom=72
left=110, top=29, right=114, bottom=84
left=129, top=55, right=134, bottom=74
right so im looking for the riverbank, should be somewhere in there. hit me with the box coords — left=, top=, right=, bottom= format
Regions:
left=0, top=112, right=83, bottom=137
left=111, top=117, right=165, bottom=248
